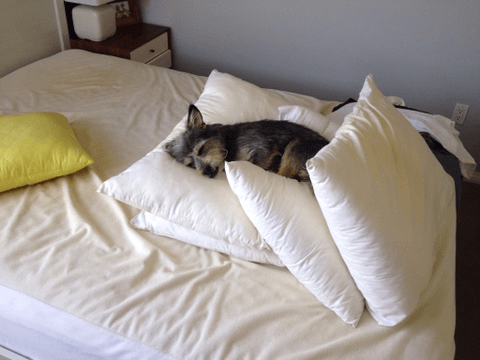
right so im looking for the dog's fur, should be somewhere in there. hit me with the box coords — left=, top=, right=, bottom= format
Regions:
left=165, top=105, right=329, bottom=181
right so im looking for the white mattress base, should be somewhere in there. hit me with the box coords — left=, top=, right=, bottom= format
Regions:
left=0, top=286, right=168, bottom=360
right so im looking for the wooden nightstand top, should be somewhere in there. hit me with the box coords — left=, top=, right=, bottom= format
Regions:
left=70, top=23, right=170, bottom=60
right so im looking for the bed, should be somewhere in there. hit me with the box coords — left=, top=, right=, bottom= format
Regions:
left=0, top=49, right=476, bottom=360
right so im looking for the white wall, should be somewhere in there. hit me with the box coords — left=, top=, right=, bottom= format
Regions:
left=0, top=0, right=64, bottom=78
left=139, top=0, right=480, bottom=168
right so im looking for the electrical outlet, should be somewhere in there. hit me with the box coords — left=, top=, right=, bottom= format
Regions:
left=452, top=103, right=469, bottom=124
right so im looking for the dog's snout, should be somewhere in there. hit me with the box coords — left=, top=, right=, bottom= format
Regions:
left=202, top=165, right=218, bottom=178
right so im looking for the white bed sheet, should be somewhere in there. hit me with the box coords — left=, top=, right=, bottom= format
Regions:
left=0, top=50, right=456, bottom=359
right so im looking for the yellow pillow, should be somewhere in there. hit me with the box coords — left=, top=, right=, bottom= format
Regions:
left=0, top=112, right=94, bottom=192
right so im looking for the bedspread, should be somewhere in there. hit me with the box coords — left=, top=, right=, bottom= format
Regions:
left=0, top=50, right=456, bottom=359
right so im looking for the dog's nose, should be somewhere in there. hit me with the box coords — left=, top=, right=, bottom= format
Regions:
left=203, top=165, right=218, bottom=178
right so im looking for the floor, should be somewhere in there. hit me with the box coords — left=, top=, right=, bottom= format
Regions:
left=454, top=180, right=480, bottom=360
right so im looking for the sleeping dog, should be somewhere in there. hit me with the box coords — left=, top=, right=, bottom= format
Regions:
left=165, top=104, right=329, bottom=181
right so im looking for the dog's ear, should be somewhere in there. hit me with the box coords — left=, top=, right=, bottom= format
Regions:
left=187, top=104, right=205, bottom=129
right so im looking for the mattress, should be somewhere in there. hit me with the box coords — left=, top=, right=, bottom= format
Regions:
left=0, top=50, right=459, bottom=359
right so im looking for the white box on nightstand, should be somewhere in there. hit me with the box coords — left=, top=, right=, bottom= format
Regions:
left=72, top=4, right=116, bottom=42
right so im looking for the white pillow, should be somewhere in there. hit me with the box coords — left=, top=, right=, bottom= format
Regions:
left=225, top=161, right=365, bottom=326
left=277, top=105, right=340, bottom=141
left=131, top=210, right=280, bottom=265
left=99, top=70, right=332, bottom=266
left=193, top=70, right=331, bottom=126
left=307, top=75, right=455, bottom=326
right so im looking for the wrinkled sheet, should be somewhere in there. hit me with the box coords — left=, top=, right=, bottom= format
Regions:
left=0, top=50, right=455, bottom=359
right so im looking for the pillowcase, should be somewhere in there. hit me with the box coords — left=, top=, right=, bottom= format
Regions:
left=307, top=75, right=455, bottom=326
left=0, top=112, right=94, bottom=192
left=277, top=105, right=341, bottom=141
left=225, top=161, right=365, bottom=326
left=99, top=70, right=333, bottom=266
left=396, top=108, right=476, bottom=179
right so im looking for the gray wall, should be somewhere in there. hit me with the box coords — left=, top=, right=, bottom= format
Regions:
left=0, top=0, right=63, bottom=78
left=140, top=0, right=479, bottom=169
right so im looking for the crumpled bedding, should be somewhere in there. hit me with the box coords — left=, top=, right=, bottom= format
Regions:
left=0, top=50, right=455, bottom=359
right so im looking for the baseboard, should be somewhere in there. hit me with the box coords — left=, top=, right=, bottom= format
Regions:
left=467, top=171, right=480, bottom=185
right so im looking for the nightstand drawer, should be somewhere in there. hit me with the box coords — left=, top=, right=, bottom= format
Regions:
left=145, top=49, right=172, bottom=68
left=130, top=32, right=168, bottom=63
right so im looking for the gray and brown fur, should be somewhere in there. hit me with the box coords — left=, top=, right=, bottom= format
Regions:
left=165, top=105, right=329, bottom=181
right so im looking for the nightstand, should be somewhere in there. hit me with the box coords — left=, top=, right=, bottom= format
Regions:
left=70, top=23, right=172, bottom=68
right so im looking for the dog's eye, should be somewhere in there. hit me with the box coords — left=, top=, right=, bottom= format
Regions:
left=197, top=144, right=205, bottom=156
left=183, top=157, right=195, bottom=168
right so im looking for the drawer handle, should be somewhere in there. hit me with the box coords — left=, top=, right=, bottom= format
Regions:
left=149, top=49, right=155, bottom=53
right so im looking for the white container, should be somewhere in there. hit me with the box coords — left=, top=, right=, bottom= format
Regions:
left=65, top=0, right=112, bottom=5
left=72, top=4, right=116, bottom=42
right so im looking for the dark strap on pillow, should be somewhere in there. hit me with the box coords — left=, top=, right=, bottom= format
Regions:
left=332, top=98, right=357, bottom=112
left=332, top=98, right=430, bottom=114
left=420, top=132, right=462, bottom=209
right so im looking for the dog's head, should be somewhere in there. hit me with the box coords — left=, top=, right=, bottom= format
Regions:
left=165, top=105, right=228, bottom=178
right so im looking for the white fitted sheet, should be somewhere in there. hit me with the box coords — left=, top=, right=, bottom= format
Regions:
left=0, top=50, right=455, bottom=359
